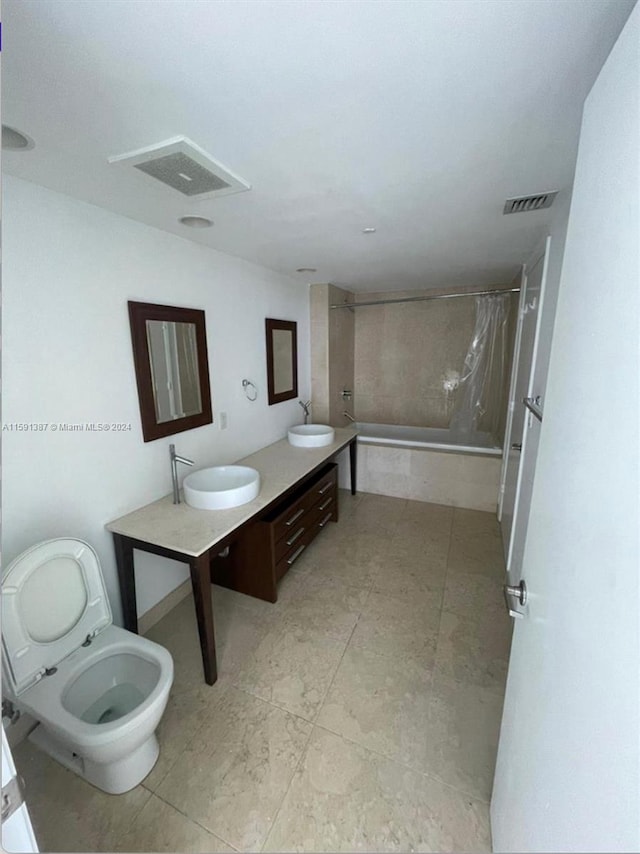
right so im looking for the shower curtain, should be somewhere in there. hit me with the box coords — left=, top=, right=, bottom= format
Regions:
left=449, top=293, right=511, bottom=443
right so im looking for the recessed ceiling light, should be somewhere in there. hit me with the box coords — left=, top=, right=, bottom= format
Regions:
left=2, top=125, right=35, bottom=151
left=362, top=227, right=376, bottom=234
left=179, top=215, right=213, bottom=228
left=296, top=267, right=317, bottom=273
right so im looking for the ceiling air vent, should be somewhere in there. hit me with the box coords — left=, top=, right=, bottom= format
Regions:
left=108, top=136, right=250, bottom=200
left=503, top=191, right=558, bottom=215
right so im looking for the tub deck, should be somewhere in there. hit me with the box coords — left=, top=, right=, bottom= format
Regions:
left=356, top=422, right=502, bottom=456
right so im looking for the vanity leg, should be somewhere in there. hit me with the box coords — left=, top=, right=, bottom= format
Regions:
left=113, top=534, right=139, bottom=633
left=189, top=552, right=218, bottom=685
left=349, top=438, right=357, bottom=496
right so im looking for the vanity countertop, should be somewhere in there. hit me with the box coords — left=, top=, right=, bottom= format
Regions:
left=106, top=427, right=357, bottom=557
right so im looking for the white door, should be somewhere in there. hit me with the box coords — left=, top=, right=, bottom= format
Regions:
left=504, top=401, right=542, bottom=582
left=491, top=6, right=639, bottom=852
left=498, top=237, right=549, bottom=571
left=1, top=731, right=39, bottom=853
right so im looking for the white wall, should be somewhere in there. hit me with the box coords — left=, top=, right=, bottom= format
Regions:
left=491, top=3, right=639, bottom=849
left=3, top=176, right=311, bottom=621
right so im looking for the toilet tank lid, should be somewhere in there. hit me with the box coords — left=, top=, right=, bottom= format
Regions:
left=1, top=538, right=112, bottom=696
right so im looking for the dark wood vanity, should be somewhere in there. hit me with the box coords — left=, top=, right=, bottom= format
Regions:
left=211, top=463, right=338, bottom=601
left=108, top=431, right=356, bottom=686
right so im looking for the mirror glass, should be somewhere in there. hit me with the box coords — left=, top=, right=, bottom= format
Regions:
left=128, top=301, right=213, bottom=442
left=272, top=329, right=294, bottom=395
left=266, top=318, right=298, bottom=405
left=146, top=320, right=202, bottom=422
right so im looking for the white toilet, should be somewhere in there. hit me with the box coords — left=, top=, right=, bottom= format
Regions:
left=1, top=538, right=174, bottom=794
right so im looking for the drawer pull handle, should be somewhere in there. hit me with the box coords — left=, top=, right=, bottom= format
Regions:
left=286, top=527, right=305, bottom=547
left=285, top=508, right=305, bottom=527
left=318, top=481, right=333, bottom=495
left=287, top=544, right=306, bottom=566
left=318, top=496, right=333, bottom=511
left=318, top=512, right=333, bottom=528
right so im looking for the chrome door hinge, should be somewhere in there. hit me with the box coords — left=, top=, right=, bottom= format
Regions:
left=2, top=775, right=25, bottom=822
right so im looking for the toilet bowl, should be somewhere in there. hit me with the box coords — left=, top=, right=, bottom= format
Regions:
left=1, top=538, right=174, bottom=794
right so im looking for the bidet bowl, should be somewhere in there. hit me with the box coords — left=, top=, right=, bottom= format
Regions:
left=183, top=465, right=261, bottom=510
left=288, top=424, right=336, bottom=448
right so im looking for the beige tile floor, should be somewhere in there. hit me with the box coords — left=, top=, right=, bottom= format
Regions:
left=14, top=491, right=511, bottom=853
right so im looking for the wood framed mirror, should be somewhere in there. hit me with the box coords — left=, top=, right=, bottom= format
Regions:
left=128, top=300, right=213, bottom=442
left=265, top=318, right=298, bottom=405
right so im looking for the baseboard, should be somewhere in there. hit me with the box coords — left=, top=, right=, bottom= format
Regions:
left=138, top=579, right=192, bottom=635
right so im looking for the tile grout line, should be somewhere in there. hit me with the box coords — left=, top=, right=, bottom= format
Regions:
left=311, top=719, right=493, bottom=807
left=227, top=588, right=370, bottom=722
left=146, top=681, right=311, bottom=853
left=304, top=503, right=500, bottom=808
left=23, top=496, right=501, bottom=854
left=142, top=499, right=498, bottom=845
left=257, top=716, right=315, bottom=854
left=230, top=681, right=318, bottom=725
left=146, top=787, right=242, bottom=852
left=259, top=608, right=367, bottom=853
left=423, top=505, right=455, bottom=663
left=142, top=679, right=238, bottom=796
left=294, top=524, right=505, bottom=815
left=109, top=783, right=155, bottom=852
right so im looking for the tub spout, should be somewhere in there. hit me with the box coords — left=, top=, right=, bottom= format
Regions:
left=343, top=411, right=356, bottom=423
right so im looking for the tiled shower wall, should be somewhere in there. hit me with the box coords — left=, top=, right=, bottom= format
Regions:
left=354, top=288, right=477, bottom=429
left=354, top=285, right=517, bottom=440
left=312, top=282, right=516, bottom=440
left=310, top=284, right=354, bottom=427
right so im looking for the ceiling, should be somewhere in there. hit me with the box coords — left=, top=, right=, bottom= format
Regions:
left=3, top=0, right=634, bottom=292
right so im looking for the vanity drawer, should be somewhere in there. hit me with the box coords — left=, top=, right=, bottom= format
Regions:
left=273, top=484, right=337, bottom=563
left=274, top=516, right=310, bottom=563
left=310, top=483, right=337, bottom=517
left=271, top=464, right=338, bottom=544
left=275, top=523, right=317, bottom=580
left=312, top=468, right=337, bottom=506
left=313, top=503, right=338, bottom=534
left=272, top=492, right=318, bottom=545
left=266, top=463, right=339, bottom=581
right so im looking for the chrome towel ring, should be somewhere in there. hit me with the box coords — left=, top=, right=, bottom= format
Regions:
left=242, top=379, right=258, bottom=401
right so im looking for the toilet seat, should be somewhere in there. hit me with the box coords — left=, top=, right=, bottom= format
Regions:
left=2, top=538, right=112, bottom=696
left=2, top=537, right=174, bottom=794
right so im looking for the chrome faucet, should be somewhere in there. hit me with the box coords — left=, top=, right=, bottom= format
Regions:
left=170, top=444, right=194, bottom=504
left=299, top=399, right=312, bottom=424
left=343, top=410, right=356, bottom=423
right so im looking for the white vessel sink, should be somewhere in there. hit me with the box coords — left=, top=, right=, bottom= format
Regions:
left=183, top=466, right=260, bottom=510
left=288, top=424, right=335, bottom=448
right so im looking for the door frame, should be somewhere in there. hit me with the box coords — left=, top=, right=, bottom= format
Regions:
left=497, top=264, right=526, bottom=521
left=498, top=236, right=551, bottom=577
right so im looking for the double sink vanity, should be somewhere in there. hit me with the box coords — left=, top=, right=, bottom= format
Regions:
left=106, top=426, right=358, bottom=686
left=117, top=300, right=356, bottom=686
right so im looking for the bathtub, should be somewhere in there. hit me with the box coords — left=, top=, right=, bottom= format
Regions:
left=343, top=422, right=503, bottom=511
left=355, top=422, right=502, bottom=456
